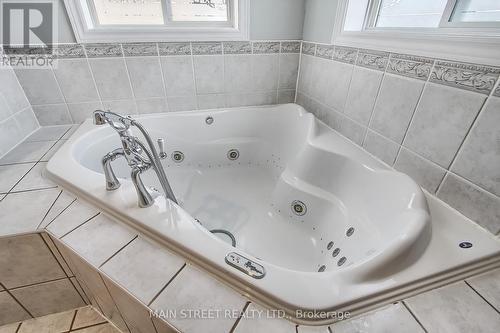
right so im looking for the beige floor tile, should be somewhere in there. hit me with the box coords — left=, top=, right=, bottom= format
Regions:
left=0, top=322, right=21, bottom=333
left=17, top=309, right=75, bottom=333
left=0, top=163, right=34, bottom=193
left=101, top=236, right=184, bottom=304
left=331, top=303, right=424, bottom=333
left=73, top=306, right=107, bottom=330
left=0, top=292, right=31, bottom=326
left=406, top=281, right=500, bottom=333
left=0, top=188, right=60, bottom=236
left=10, top=278, right=85, bottom=317
left=61, top=214, right=136, bottom=266
left=0, top=233, right=66, bottom=289
left=297, top=325, right=329, bottom=332
left=46, top=199, right=100, bottom=238
left=466, top=268, right=500, bottom=311
left=12, top=162, right=57, bottom=192
left=76, top=323, right=122, bottom=333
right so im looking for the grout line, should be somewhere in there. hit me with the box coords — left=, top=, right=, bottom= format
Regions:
left=69, top=321, right=109, bottom=332
left=121, top=44, right=139, bottom=115
left=60, top=212, right=100, bottom=239
left=294, top=42, right=302, bottom=103
left=147, top=263, right=186, bottom=307
left=69, top=308, right=78, bottom=331
left=98, top=235, right=138, bottom=268
left=7, top=276, right=72, bottom=291
left=14, top=322, right=22, bottom=333
left=327, top=325, right=334, bottom=333
left=402, top=301, right=429, bottom=333
left=84, top=51, right=105, bottom=119
left=36, top=189, right=63, bottom=230
left=97, top=272, right=133, bottom=333
left=43, top=198, right=77, bottom=230
left=229, top=301, right=250, bottom=333
left=0, top=282, right=35, bottom=319
left=158, top=47, right=170, bottom=112
left=464, top=280, right=500, bottom=315
left=38, top=232, right=71, bottom=277
left=2, top=162, right=38, bottom=195
left=50, top=59, right=73, bottom=124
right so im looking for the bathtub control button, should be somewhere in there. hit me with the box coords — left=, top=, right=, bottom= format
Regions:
left=227, top=149, right=240, bottom=161
left=337, top=257, right=347, bottom=266
left=205, top=116, right=214, bottom=125
left=171, top=151, right=184, bottom=163
left=225, top=252, right=265, bottom=279
left=459, top=241, right=473, bottom=249
left=291, top=200, right=307, bottom=216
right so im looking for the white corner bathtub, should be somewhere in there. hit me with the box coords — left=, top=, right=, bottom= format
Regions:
left=47, top=104, right=500, bottom=323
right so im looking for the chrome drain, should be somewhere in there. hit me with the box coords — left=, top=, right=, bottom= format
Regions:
left=291, top=200, right=307, bottom=216
left=227, top=149, right=239, bottom=160
left=171, top=151, right=184, bottom=163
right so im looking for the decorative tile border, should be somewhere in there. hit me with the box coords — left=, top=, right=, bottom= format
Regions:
left=332, top=46, right=358, bottom=64
left=280, top=41, right=301, bottom=54
left=430, top=61, right=500, bottom=94
left=191, top=42, right=222, bottom=55
left=252, top=41, right=280, bottom=54
left=223, top=41, right=251, bottom=55
left=122, top=43, right=158, bottom=57
left=2, top=46, right=52, bottom=56
left=387, top=53, right=434, bottom=81
left=316, top=45, right=334, bottom=59
left=158, top=42, right=191, bottom=56
left=302, top=42, right=316, bottom=56
left=84, top=44, right=122, bottom=58
left=54, top=44, right=85, bottom=58
left=356, top=49, right=389, bottom=71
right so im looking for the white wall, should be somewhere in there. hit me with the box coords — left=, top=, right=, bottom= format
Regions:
left=57, top=0, right=306, bottom=43
left=302, top=0, right=339, bottom=43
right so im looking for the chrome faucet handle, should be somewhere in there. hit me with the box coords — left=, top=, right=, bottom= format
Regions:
left=157, top=138, right=167, bottom=159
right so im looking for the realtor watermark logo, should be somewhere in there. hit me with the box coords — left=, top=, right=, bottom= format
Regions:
left=0, top=0, right=58, bottom=68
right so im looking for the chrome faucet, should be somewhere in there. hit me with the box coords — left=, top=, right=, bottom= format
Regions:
left=93, top=110, right=178, bottom=207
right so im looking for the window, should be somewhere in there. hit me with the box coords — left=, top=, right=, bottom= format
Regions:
left=63, top=0, right=249, bottom=42
left=334, top=0, right=500, bottom=66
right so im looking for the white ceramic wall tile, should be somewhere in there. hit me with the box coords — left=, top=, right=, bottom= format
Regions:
left=102, top=100, right=137, bottom=116
left=103, top=278, right=158, bottom=333
left=0, top=68, right=30, bottom=113
left=10, top=279, right=85, bottom=318
left=0, top=189, right=59, bottom=236
left=226, top=92, right=277, bottom=108
left=0, top=141, right=55, bottom=165
left=331, top=303, right=424, bottom=333
left=14, top=69, right=64, bottom=105
left=89, top=59, right=133, bottom=100
left=101, top=236, right=184, bottom=304
left=344, top=67, right=383, bottom=125
left=252, top=55, right=279, bottom=92
left=136, top=98, right=168, bottom=114
left=197, top=94, right=226, bottom=109
left=0, top=163, right=33, bottom=193
left=394, top=148, right=447, bottom=193
left=0, top=292, right=31, bottom=325
left=233, top=303, right=296, bottom=333
left=405, top=281, right=500, bottom=333
left=61, top=214, right=136, bottom=266
left=167, top=96, right=197, bottom=112
left=323, top=61, right=353, bottom=112
left=337, top=116, right=365, bottom=145
left=46, top=200, right=100, bottom=238
left=193, top=55, right=224, bottom=94
left=370, top=73, right=424, bottom=144
left=68, top=102, right=103, bottom=124
left=32, top=104, right=72, bottom=126
left=363, top=130, right=399, bottom=165
left=72, top=306, right=107, bottom=329
left=53, top=59, right=99, bottom=103
left=437, top=173, right=500, bottom=234
left=224, top=55, right=253, bottom=93
left=0, top=234, right=66, bottom=289
left=278, top=90, right=296, bottom=104
left=13, top=109, right=39, bottom=139
left=451, top=96, right=500, bottom=197
left=279, top=54, right=300, bottom=90
left=309, top=57, right=330, bottom=103
left=297, top=55, right=313, bottom=96
left=403, top=83, right=486, bottom=168
left=150, top=265, right=247, bottom=333
left=12, top=162, right=57, bottom=192
left=25, top=126, right=70, bottom=142
left=126, top=57, right=165, bottom=99
left=161, top=56, right=196, bottom=97
left=466, top=268, right=500, bottom=311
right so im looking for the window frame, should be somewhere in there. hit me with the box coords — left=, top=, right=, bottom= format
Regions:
left=332, top=0, right=500, bottom=66
left=63, top=0, right=249, bottom=43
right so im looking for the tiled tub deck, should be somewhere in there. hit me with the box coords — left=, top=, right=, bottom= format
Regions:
left=1, top=125, right=500, bottom=333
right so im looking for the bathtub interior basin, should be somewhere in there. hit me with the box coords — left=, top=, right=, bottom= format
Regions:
left=47, top=103, right=500, bottom=319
